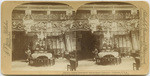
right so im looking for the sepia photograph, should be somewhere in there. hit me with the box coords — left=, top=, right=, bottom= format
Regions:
left=11, top=2, right=141, bottom=71
left=1, top=1, right=149, bottom=75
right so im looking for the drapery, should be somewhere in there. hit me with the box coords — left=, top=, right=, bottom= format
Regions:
left=47, top=37, right=65, bottom=50
left=66, top=35, right=72, bottom=52
left=65, top=33, right=76, bottom=52
left=112, top=31, right=139, bottom=53
left=130, top=31, right=140, bottom=52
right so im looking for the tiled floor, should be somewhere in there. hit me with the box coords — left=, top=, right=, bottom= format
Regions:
left=12, top=57, right=135, bottom=71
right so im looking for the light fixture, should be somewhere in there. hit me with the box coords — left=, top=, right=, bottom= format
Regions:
left=23, top=11, right=34, bottom=34
left=88, top=6, right=99, bottom=33
left=23, top=9, right=48, bottom=40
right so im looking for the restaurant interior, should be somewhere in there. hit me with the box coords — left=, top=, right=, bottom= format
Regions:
left=12, top=2, right=140, bottom=70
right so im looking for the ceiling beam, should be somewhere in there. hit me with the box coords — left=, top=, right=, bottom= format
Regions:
left=13, top=4, right=138, bottom=11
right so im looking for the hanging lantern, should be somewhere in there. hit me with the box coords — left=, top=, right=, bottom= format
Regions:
left=88, top=6, right=99, bottom=33
left=23, top=15, right=34, bottom=33
left=88, top=15, right=99, bottom=33
left=23, top=9, right=34, bottom=33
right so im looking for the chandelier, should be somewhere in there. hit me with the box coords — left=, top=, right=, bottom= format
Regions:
left=23, top=10, right=48, bottom=40
left=88, top=7, right=99, bottom=33
left=23, top=14, right=34, bottom=34
left=63, top=9, right=74, bottom=31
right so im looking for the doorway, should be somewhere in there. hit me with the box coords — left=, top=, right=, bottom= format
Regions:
left=76, top=31, right=96, bottom=60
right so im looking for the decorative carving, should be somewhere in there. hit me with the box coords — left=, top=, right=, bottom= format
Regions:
left=12, top=11, right=139, bottom=34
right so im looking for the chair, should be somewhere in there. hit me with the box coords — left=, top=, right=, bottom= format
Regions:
left=133, top=63, right=136, bottom=70
left=67, top=65, right=71, bottom=71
